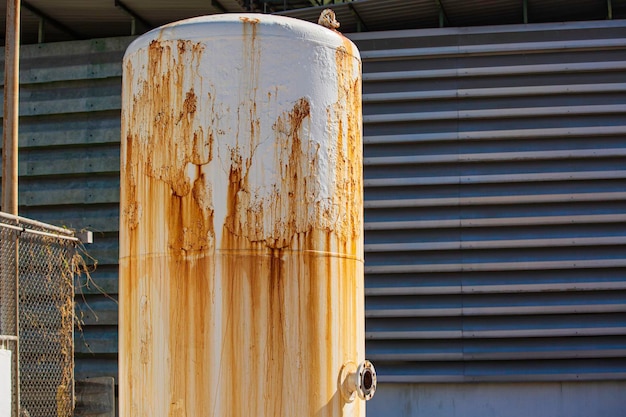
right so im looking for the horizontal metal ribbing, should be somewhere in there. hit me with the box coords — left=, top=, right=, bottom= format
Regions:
left=348, top=19, right=626, bottom=41
left=365, top=148, right=626, bottom=165
left=365, top=236, right=626, bottom=252
left=365, top=259, right=626, bottom=274
left=363, top=83, right=626, bottom=102
left=360, top=20, right=626, bottom=383
left=18, top=95, right=120, bottom=117
left=15, top=63, right=123, bottom=85
left=369, top=350, right=626, bottom=362
left=364, top=191, right=626, bottom=209
left=21, top=186, right=120, bottom=207
left=365, top=170, right=626, bottom=187
left=361, top=38, right=626, bottom=61
left=363, top=104, right=626, bottom=123
left=366, top=303, right=626, bottom=318
left=367, top=337, right=626, bottom=361
left=363, top=61, right=626, bottom=82
left=365, top=281, right=626, bottom=296
left=367, top=325, right=626, bottom=340
left=364, top=125, right=626, bottom=144
left=365, top=214, right=626, bottom=230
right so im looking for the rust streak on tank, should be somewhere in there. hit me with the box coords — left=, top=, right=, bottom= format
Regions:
left=183, top=89, right=198, bottom=115
left=333, top=38, right=363, bottom=251
left=121, top=16, right=364, bottom=417
left=121, top=37, right=218, bottom=417
left=128, top=39, right=215, bottom=255
left=270, top=97, right=312, bottom=247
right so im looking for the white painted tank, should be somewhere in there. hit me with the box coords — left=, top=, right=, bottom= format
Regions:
left=120, top=13, right=373, bottom=417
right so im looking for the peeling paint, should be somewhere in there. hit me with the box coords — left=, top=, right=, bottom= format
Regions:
left=120, top=14, right=363, bottom=417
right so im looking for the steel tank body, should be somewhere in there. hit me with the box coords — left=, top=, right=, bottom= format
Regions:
left=119, top=14, right=364, bottom=417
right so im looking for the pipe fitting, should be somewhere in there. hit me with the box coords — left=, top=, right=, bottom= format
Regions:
left=339, top=360, right=377, bottom=402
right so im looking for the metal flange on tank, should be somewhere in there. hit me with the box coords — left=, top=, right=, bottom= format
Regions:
left=340, top=360, right=377, bottom=402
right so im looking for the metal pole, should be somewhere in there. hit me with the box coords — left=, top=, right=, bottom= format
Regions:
left=3, top=0, right=20, bottom=215
left=3, top=3, right=21, bottom=417
left=434, top=0, right=449, bottom=28
left=37, top=18, right=44, bottom=43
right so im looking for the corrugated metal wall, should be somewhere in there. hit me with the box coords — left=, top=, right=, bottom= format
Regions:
left=1, top=37, right=133, bottom=381
left=1, top=19, right=625, bottom=386
left=352, top=19, right=626, bottom=382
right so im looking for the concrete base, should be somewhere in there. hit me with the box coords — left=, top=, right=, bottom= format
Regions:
left=367, top=381, right=626, bottom=417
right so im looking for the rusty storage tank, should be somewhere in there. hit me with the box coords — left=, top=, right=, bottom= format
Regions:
left=120, top=13, right=374, bottom=417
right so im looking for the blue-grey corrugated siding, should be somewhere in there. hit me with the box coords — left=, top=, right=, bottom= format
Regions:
left=352, top=19, right=626, bottom=382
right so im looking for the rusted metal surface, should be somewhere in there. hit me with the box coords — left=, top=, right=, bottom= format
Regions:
left=2, top=0, right=20, bottom=215
left=120, top=14, right=363, bottom=417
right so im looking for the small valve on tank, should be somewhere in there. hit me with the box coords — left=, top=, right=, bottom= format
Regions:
left=339, top=360, right=377, bottom=402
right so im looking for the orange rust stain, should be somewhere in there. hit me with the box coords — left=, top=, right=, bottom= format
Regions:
left=177, top=39, right=187, bottom=55
left=218, top=91, right=361, bottom=416
left=121, top=38, right=218, bottom=417
left=239, top=13, right=261, bottom=156
left=332, top=39, right=363, bottom=253
left=121, top=31, right=364, bottom=417
left=239, top=16, right=260, bottom=25
left=217, top=93, right=361, bottom=416
left=166, top=255, right=214, bottom=416
left=224, top=97, right=319, bottom=249
left=218, top=232, right=358, bottom=416
left=182, top=89, right=197, bottom=114
left=123, top=39, right=214, bottom=257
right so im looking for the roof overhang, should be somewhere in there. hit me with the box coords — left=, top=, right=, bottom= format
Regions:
left=1, top=0, right=625, bottom=45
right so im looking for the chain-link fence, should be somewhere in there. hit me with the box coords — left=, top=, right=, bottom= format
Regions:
left=0, top=212, right=80, bottom=417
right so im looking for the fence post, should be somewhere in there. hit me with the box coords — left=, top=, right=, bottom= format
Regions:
left=2, top=0, right=20, bottom=215
left=2, top=0, right=21, bottom=412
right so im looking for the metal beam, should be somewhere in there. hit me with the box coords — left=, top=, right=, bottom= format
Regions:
left=37, top=18, right=45, bottom=43
left=434, top=0, right=450, bottom=27
left=114, top=0, right=153, bottom=31
left=22, top=1, right=82, bottom=39
left=523, top=0, right=529, bottom=23
left=211, top=0, right=227, bottom=13
left=607, top=0, right=613, bottom=19
left=348, top=3, right=368, bottom=32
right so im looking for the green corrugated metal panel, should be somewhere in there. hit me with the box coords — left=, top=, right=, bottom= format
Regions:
left=0, top=36, right=133, bottom=381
